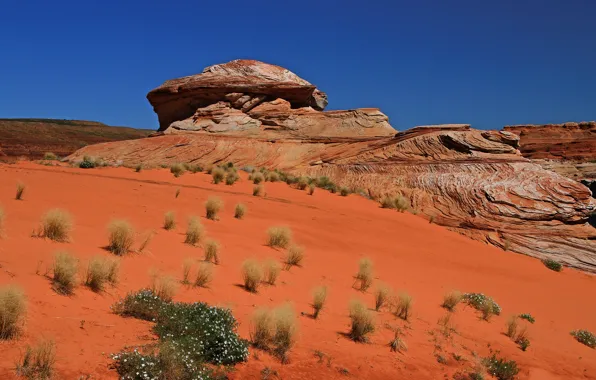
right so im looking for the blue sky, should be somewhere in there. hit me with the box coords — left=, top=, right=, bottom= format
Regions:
left=1, top=0, right=594, bottom=131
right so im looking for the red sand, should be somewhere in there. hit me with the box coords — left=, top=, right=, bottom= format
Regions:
left=0, top=161, right=594, bottom=379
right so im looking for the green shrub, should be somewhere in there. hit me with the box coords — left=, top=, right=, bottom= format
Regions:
left=571, top=329, right=596, bottom=348
left=205, top=197, right=223, bottom=220
left=79, top=156, right=96, bottom=169
left=462, top=293, right=501, bottom=315
left=39, top=209, right=72, bottom=242
left=0, top=285, right=26, bottom=339
left=107, top=220, right=135, bottom=255
left=267, top=226, right=292, bottom=249
left=339, top=187, right=350, bottom=197
left=43, top=152, right=58, bottom=161
left=542, top=259, right=562, bottom=272
left=234, top=204, right=246, bottom=219
left=483, top=354, right=519, bottom=380
left=112, top=289, right=165, bottom=321
left=519, top=313, right=535, bottom=324
left=170, top=163, right=185, bottom=177
left=52, top=252, right=78, bottom=295
left=16, top=182, right=26, bottom=200
left=15, top=339, right=55, bottom=379
left=212, top=167, right=225, bottom=184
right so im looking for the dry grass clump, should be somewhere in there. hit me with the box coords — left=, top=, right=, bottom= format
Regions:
left=441, top=290, right=462, bottom=312
left=39, top=209, right=72, bottom=242
left=0, top=285, right=26, bottom=339
left=348, top=299, right=375, bottom=342
left=184, top=217, right=204, bottom=246
left=251, top=308, right=274, bottom=350
left=504, top=316, right=531, bottom=351
left=234, top=203, right=246, bottom=219
left=15, top=338, right=56, bottom=379
left=437, top=313, right=457, bottom=338
left=43, top=152, right=58, bottom=160
left=395, top=195, right=411, bottom=212
left=137, top=230, right=154, bottom=253
left=250, top=305, right=297, bottom=362
left=242, top=259, right=263, bottom=293
left=505, top=316, right=519, bottom=338
left=481, top=302, right=495, bottom=321
left=311, top=286, right=327, bottom=319
left=205, top=197, right=223, bottom=220
left=175, top=188, right=181, bottom=198
left=149, top=272, right=177, bottom=302
left=134, top=164, right=143, bottom=172
left=251, top=172, right=265, bottom=184
left=52, top=252, right=78, bottom=295
left=225, top=171, right=239, bottom=185
left=85, top=255, right=120, bottom=292
left=204, top=239, right=220, bottom=264
left=16, top=182, right=26, bottom=200
left=339, top=187, right=350, bottom=197
left=284, top=245, right=304, bottom=269
left=163, top=211, right=176, bottom=230
left=182, top=258, right=194, bottom=285
left=374, top=283, right=392, bottom=311
left=380, top=196, right=395, bottom=209
left=394, top=292, right=413, bottom=321
left=266, top=171, right=280, bottom=182
left=263, top=259, right=281, bottom=285
left=355, top=258, right=374, bottom=291
left=307, top=183, right=315, bottom=195
left=170, top=163, right=185, bottom=177
left=212, top=167, right=225, bottom=184
left=389, top=326, right=408, bottom=353
left=194, top=262, right=213, bottom=288
left=267, top=226, right=292, bottom=249
left=296, top=177, right=309, bottom=190
left=253, top=184, right=264, bottom=197
left=107, top=220, right=135, bottom=255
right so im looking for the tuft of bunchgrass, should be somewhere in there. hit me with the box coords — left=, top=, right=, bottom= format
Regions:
left=43, top=152, right=58, bottom=160
left=184, top=217, right=204, bottom=246
left=542, top=258, right=562, bottom=272
left=505, top=316, right=518, bottom=338
left=355, top=258, right=374, bottom=291
left=394, top=195, right=410, bottom=212
left=15, top=339, right=56, bottom=379
left=267, top=171, right=280, bottom=183
left=263, top=259, right=281, bottom=285
left=348, top=299, right=375, bottom=342
left=137, top=230, right=154, bottom=253
left=242, top=259, right=262, bottom=293
left=253, top=184, right=264, bottom=197
left=107, top=220, right=135, bottom=255
left=272, top=304, right=297, bottom=362
left=480, top=301, right=495, bottom=321
left=389, top=327, right=408, bottom=353
left=267, top=226, right=292, bottom=249
left=85, top=255, right=120, bottom=292
left=296, top=177, right=309, bottom=190
left=194, top=262, right=213, bottom=288
left=205, top=197, right=223, bottom=221
left=39, top=209, right=72, bottom=242
left=0, top=285, right=26, bottom=339
left=339, top=187, right=350, bottom=197
left=149, top=272, right=177, bottom=302
left=251, top=308, right=274, bottom=349
left=204, top=239, right=220, bottom=264
left=52, top=252, right=78, bottom=295
left=394, top=292, right=413, bottom=321
left=163, top=211, right=176, bottom=230
left=252, top=172, right=265, bottom=185
left=571, top=329, right=596, bottom=348
left=225, top=171, right=239, bottom=185
left=212, top=167, right=225, bottom=184
left=170, top=163, right=185, bottom=177
left=307, top=183, right=315, bottom=195
left=311, top=286, right=327, bottom=319
left=234, top=204, right=246, bottom=219
left=380, top=196, right=395, bottom=209
left=374, top=283, right=392, bottom=311
left=134, top=164, right=143, bottom=172
left=182, top=258, right=194, bottom=285
left=16, top=182, right=26, bottom=200
left=483, top=354, right=519, bottom=380
left=284, top=245, right=304, bottom=269
left=441, top=290, right=462, bottom=312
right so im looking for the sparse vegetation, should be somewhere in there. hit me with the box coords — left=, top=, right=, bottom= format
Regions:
left=462, top=293, right=501, bottom=316
left=251, top=172, right=265, bottom=184
left=296, top=177, right=309, bottom=190
left=253, top=184, right=264, bottom=196
left=389, top=327, right=408, bottom=353
left=394, top=195, right=410, bottom=212
left=267, top=226, right=292, bottom=249
left=107, top=220, right=135, bottom=255
left=170, top=163, right=185, bottom=177
left=205, top=196, right=223, bottom=220
left=505, top=316, right=518, bottom=338
left=111, top=289, right=164, bottom=321
left=518, top=313, right=535, bottom=324
left=0, top=285, right=26, bottom=339
left=374, top=283, right=392, bottom=311
left=15, top=339, right=56, bottom=379
left=438, top=313, right=457, bottom=338
left=204, top=239, right=220, bottom=264
left=43, top=152, right=58, bottom=160
left=285, top=245, right=304, bottom=269
left=194, top=262, right=213, bottom=288
left=263, top=259, right=281, bottom=285
left=16, top=182, right=26, bottom=200
left=380, top=196, right=395, bottom=209
left=137, top=230, right=154, bottom=253
left=149, top=272, right=177, bottom=302
left=225, top=171, right=239, bottom=185
left=234, top=203, right=246, bottom=219
left=339, top=187, right=350, bottom=197
left=242, top=259, right=263, bottom=293
left=348, top=299, right=375, bottom=342
left=85, top=255, right=120, bottom=291
left=182, top=258, right=193, bottom=285
left=184, top=217, right=204, bottom=246
left=79, top=156, right=97, bottom=169
left=271, top=304, right=297, bottom=362
left=394, top=292, right=413, bottom=321
left=483, top=354, right=519, bottom=380
left=52, top=252, right=78, bottom=295
left=212, top=167, right=225, bottom=184
left=39, top=209, right=72, bottom=242
left=134, top=164, right=142, bottom=172
left=441, top=290, right=462, bottom=312
left=480, top=301, right=495, bottom=321
left=515, top=326, right=530, bottom=351
left=571, top=329, right=596, bottom=348
left=312, top=286, right=327, bottom=319
left=251, top=308, right=274, bottom=349
left=267, top=171, right=280, bottom=182
left=307, top=183, right=315, bottom=195
left=355, top=258, right=374, bottom=291
left=163, top=211, right=176, bottom=230
left=542, top=258, right=562, bottom=272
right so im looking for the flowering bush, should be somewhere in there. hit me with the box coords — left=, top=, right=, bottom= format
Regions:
left=111, top=289, right=165, bottom=321
left=483, top=354, right=519, bottom=380
left=571, top=329, right=596, bottom=348
left=462, top=293, right=501, bottom=315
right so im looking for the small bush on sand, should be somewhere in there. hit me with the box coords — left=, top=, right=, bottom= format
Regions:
left=225, top=171, right=239, bottom=185
left=149, top=272, right=177, bottom=302
left=483, top=354, right=519, bottom=380
left=0, top=285, right=26, bottom=339
left=374, top=283, right=392, bottom=311
left=389, top=327, right=408, bottom=353
left=252, top=172, right=265, bottom=184
left=170, top=163, right=185, bottom=177
left=394, top=292, right=413, bottom=321
left=355, top=258, right=374, bottom=291
left=251, top=308, right=274, bottom=349
left=267, top=226, right=292, bottom=249
left=285, top=245, right=304, bottom=269
left=267, top=171, right=280, bottom=182
left=272, top=304, right=297, bottom=362
left=253, top=184, right=264, bottom=196
left=380, top=196, right=396, bottom=209
left=263, top=259, right=281, bottom=285
left=79, top=156, right=96, bottom=169
left=542, top=258, right=562, bottom=272
left=242, top=259, right=262, bottom=293
left=515, top=326, right=530, bottom=351
left=519, top=313, right=535, bottom=324
left=43, top=152, right=58, bottom=161
left=296, top=177, right=309, bottom=190
left=85, top=256, right=119, bottom=292
left=462, top=293, right=501, bottom=316
left=212, top=167, right=225, bottom=184
left=312, top=286, right=327, bottom=319
left=571, top=329, right=596, bottom=348
left=52, top=252, right=78, bottom=295
left=163, top=211, right=176, bottom=230
left=394, top=195, right=410, bottom=212
left=182, top=258, right=193, bottom=285
left=194, top=262, right=213, bottom=288
left=39, top=209, right=72, bottom=242
left=234, top=203, right=246, bottom=219
left=134, top=164, right=143, bottom=172
left=107, top=220, right=135, bottom=255
left=204, top=239, right=220, bottom=264
left=16, top=182, right=26, bottom=200
left=505, top=316, right=518, bottom=338
left=111, top=289, right=164, bottom=321
left=184, top=217, right=204, bottom=246
left=175, top=188, right=181, bottom=198
left=205, top=197, right=223, bottom=220
left=442, top=290, right=462, bottom=312
left=348, top=299, right=375, bottom=342
left=339, top=187, right=350, bottom=197
left=480, top=302, right=495, bottom=321
left=307, top=183, right=315, bottom=195
left=15, top=339, right=56, bottom=380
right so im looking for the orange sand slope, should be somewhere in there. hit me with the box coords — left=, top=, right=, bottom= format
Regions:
left=0, top=162, right=594, bottom=379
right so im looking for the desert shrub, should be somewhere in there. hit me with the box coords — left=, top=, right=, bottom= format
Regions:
left=205, top=197, right=223, bottom=220
left=253, top=184, right=264, bottom=196
left=462, top=293, right=501, bottom=316
left=480, top=302, right=495, bottom=321
left=307, top=183, right=315, bottom=195
left=182, top=258, right=193, bottom=285
left=163, top=211, right=176, bottom=230
left=242, top=259, right=262, bottom=293
left=315, top=176, right=337, bottom=192
left=79, top=156, right=96, bottom=169
left=394, top=195, right=410, bottom=212
left=515, top=327, right=530, bottom=351
left=380, top=196, right=396, bottom=209
left=134, top=164, right=143, bottom=172
left=505, top=316, right=518, bottom=338
left=85, top=255, right=119, bottom=292
left=38, top=209, right=72, bottom=242
left=149, top=272, right=178, bottom=302
left=296, top=177, right=309, bottom=190
left=204, top=239, right=220, bottom=264
left=267, top=226, right=292, bottom=249
left=272, top=304, right=297, bottom=361
left=170, top=163, right=185, bottom=177
left=442, top=290, right=462, bottom=312
left=542, top=258, right=562, bottom=272
left=175, top=188, right=181, bottom=198
left=212, top=167, right=225, bottom=184
left=194, top=262, right=213, bottom=288
left=225, top=171, right=239, bottom=185
left=16, top=182, right=26, bottom=200
left=15, top=339, right=55, bottom=379
left=184, top=217, right=204, bottom=246
left=389, top=327, right=408, bottom=353
left=184, top=163, right=203, bottom=173
left=519, top=313, right=535, bottom=324
left=483, top=354, right=519, bottom=380
left=52, top=252, right=78, bottom=295
left=234, top=203, right=246, bottom=219
left=263, top=259, right=281, bottom=285
left=355, top=258, right=374, bottom=291
left=348, top=299, right=375, bottom=342
left=107, top=220, right=135, bottom=255
left=112, top=289, right=165, bottom=321
left=312, top=286, right=327, bottom=319
left=251, top=308, right=274, bottom=349
left=571, top=329, right=596, bottom=348
left=339, top=187, right=350, bottom=197
left=267, top=171, right=280, bottom=182
left=394, top=292, right=413, bottom=321
left=0, top=285, right=26, bottom=339
left=285, top=245, right=304, bottom=269
left=374, top=283, right=392, bottom=311
left=43, top=152, right=58, bottom=161
left=252, top=172, right=265, bottom=184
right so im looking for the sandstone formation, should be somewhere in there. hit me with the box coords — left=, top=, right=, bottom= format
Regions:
left=68, top=60, right=596, bottom=271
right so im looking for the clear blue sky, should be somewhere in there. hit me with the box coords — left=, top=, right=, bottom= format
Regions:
left=1, top=0, right=594, bottom=131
